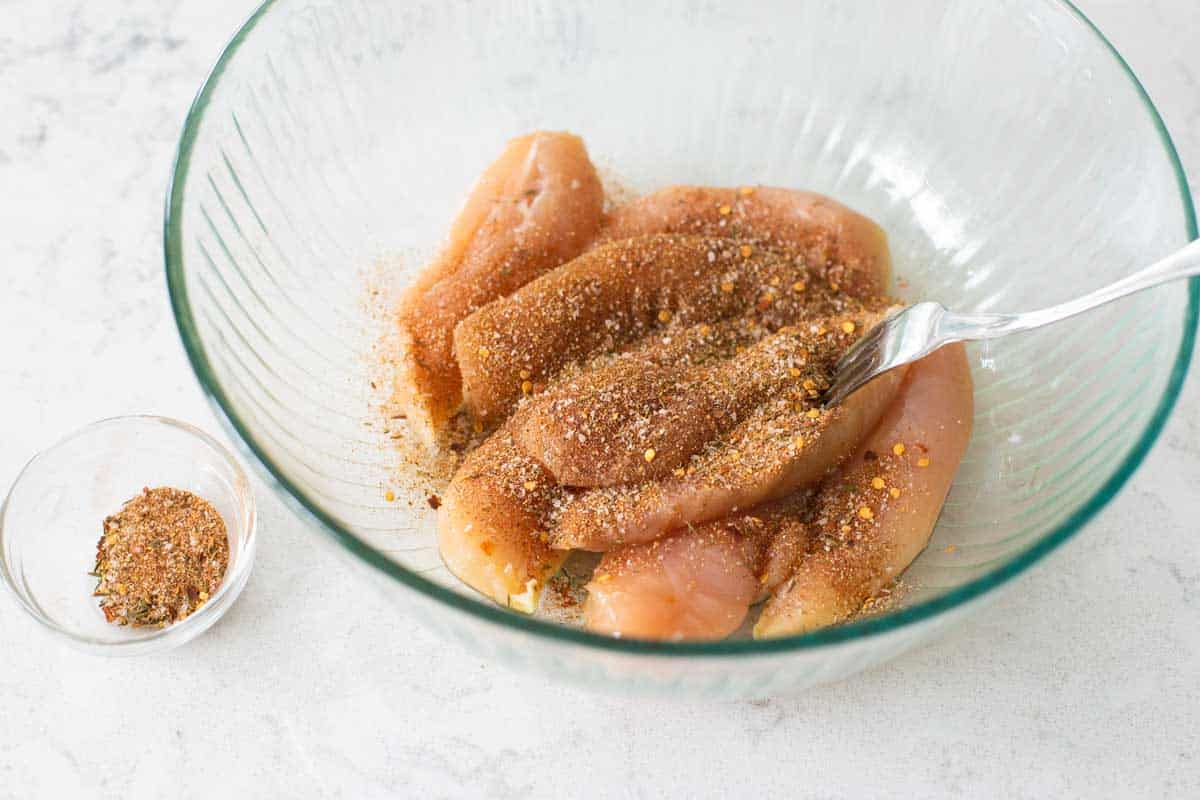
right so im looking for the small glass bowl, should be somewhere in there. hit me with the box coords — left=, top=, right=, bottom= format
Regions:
left=0, top=415, right=256, bottom=655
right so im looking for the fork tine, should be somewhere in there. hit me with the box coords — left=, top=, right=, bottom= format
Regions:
left=836, top=318, right=888, bottom=369
left=826, top=360, right=885, bottom=407
left=825, top=314, right=897, bottom=406
left=825, top=355, right=875, bottom=406
left=826, top=301, right=955, bottom=407
left=836, top=321, right=888, bottom=376
left=833, top=340, right=871, bottom=377
left=830, top=362, right=878, bottom=407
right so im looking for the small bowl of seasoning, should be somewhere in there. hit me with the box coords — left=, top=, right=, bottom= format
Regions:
left=0, top=415, right=256, bottom=655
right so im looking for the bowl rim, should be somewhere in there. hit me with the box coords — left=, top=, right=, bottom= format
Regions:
left=164, top=0, right=1199, bottom=658
left=0, top=415, right=258, bottom=654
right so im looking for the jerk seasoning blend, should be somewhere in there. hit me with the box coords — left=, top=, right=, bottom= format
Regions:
left=91, top=487, right=229, bottom=627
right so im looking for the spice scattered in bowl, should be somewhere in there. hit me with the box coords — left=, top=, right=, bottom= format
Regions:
left=91, top=487, right=229, bottom=627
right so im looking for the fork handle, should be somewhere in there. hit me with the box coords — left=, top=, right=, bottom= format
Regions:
left=945, top=236, right=1200, bottom=340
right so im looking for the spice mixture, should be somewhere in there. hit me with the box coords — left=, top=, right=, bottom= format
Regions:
left=92, top=487, right=229, bottom=627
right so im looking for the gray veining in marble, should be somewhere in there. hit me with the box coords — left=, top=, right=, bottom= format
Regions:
left=1, top=1, right=1198, bottom=797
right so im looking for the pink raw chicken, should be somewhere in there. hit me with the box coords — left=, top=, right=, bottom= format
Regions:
left=583, top=345, right=973, bottom=641
left=395, top=131, right=603, bottom=444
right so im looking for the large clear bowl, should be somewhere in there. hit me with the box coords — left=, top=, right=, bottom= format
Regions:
left=165, top=0, right=1197, bottom=696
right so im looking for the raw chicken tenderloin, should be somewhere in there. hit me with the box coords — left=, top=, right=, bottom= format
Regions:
left=550, top=363, right=907, bottom=550
left=395, top=131, right=603, bottom=443
left=583, top=494, right=810, bottom=641
left=515, top=307, right=893, bottom=487
left=754, top=344, right=974, bottom=638
left=437, top=321, right=757, bottom=612
left=437, top=427, right=567, bottom=613
left=455, top=234, right=882, bottom=427
left=438, top=181, right=895, bottom=613
left=437, top=315, right=897, bottom=610
left=599, top=186, right=891, bottom=298
left=582, top=346, right=972, bottom=641
left=438, top=316, right=770, bottom=612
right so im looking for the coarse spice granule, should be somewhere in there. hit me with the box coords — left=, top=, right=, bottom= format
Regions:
left=91, top=486, right=229, bottom=627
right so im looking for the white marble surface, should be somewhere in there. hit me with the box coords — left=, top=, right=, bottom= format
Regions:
left=1, top=1, right=1198, bottom=797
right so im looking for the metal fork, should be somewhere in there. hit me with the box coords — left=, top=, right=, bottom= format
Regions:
left=825, top=237, right=1200, bottom=407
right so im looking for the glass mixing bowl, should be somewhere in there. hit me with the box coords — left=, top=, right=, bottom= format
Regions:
left=165, top=0, right=1197, bottom=696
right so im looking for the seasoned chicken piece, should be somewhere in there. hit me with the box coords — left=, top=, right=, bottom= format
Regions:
left=583, top=494, right=810, bottom=641
left=600, top=186, right=891, bottom=298
left=436, top=318, right=764, bottom=614
left=754, top=344, right=973, bottom=638
left=430, top=160, right=906, bottom=615
left=437, top=428, right=567, bottom=613
left=443, top=294, right=901, bottom=596
left=515, top=307, right=892, bottom=487
left=550, top=360, right=906, bottom=550
left=582, top=345, right=973, bottom=641
left=455, top=234, right=869, bottom=426
left=438, top=316, right=908, bottom=613
left=395, top=131, right=603, bottom=443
